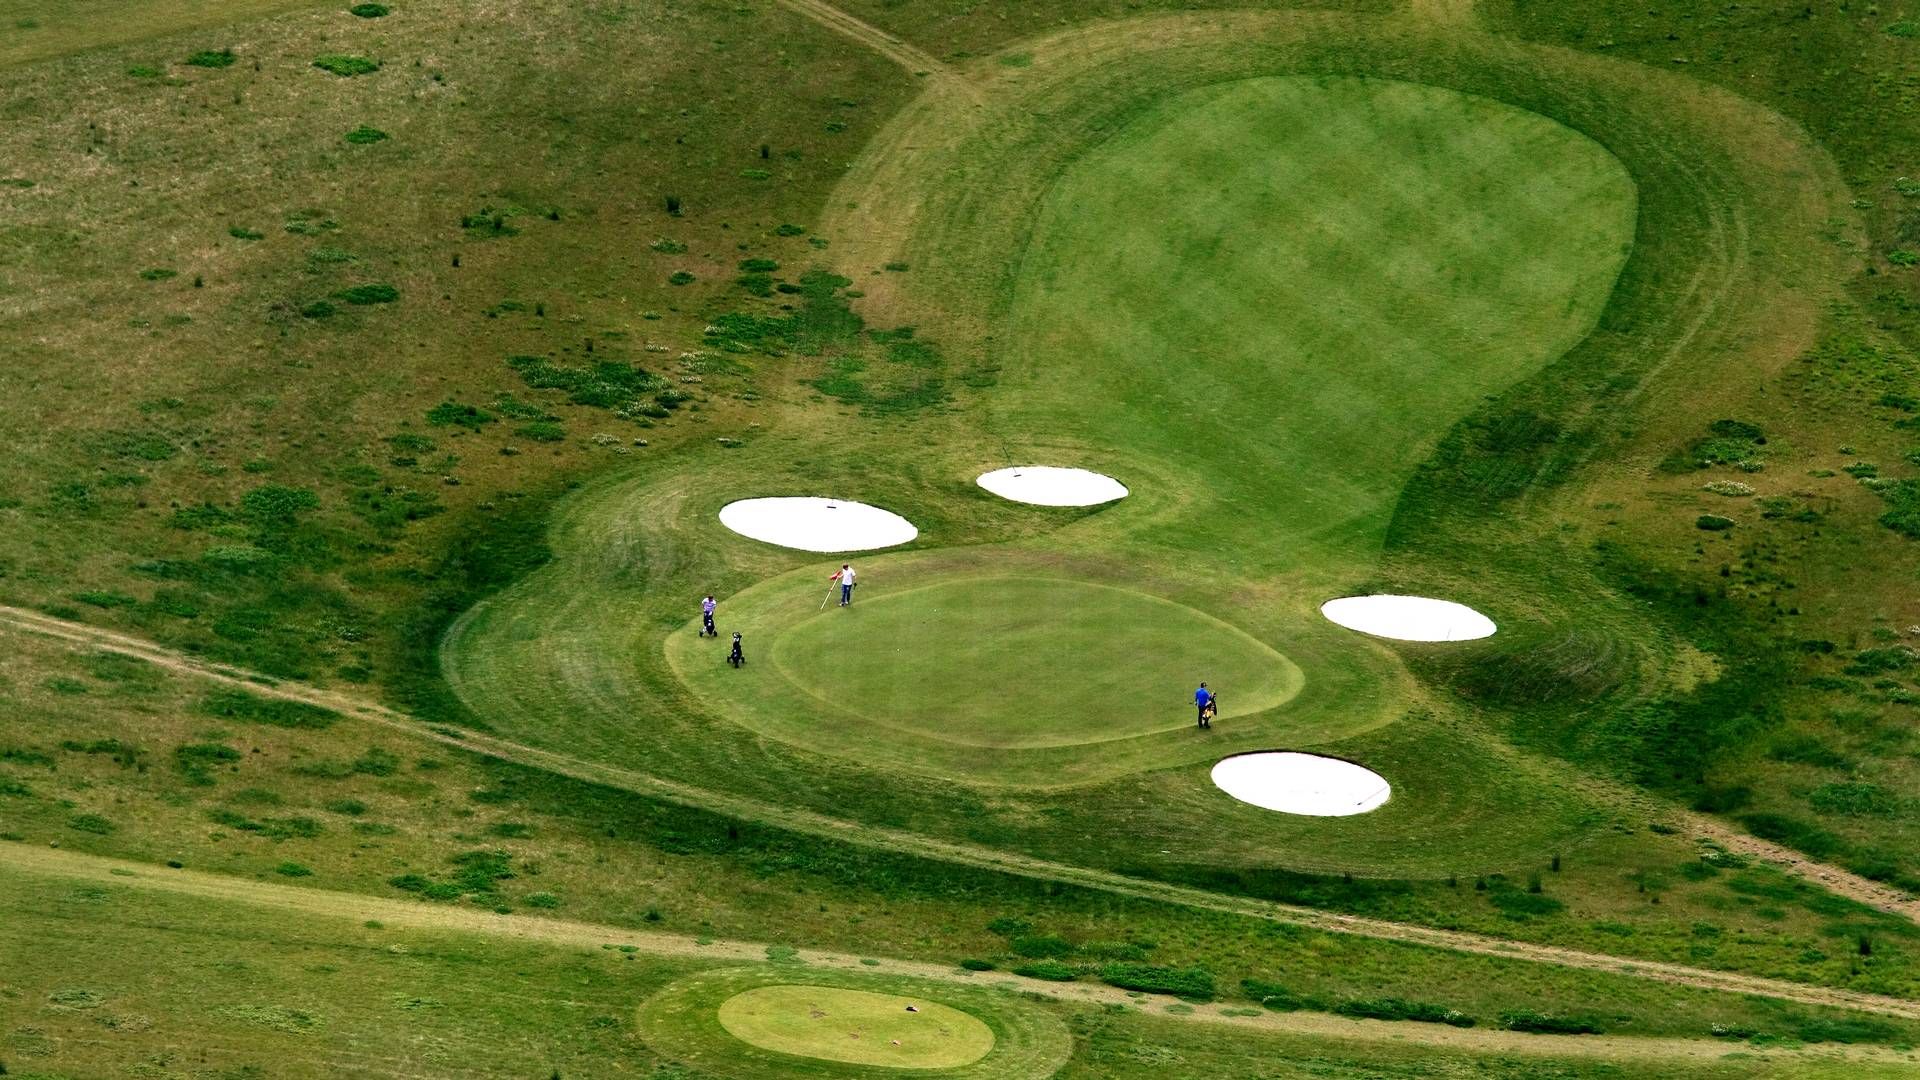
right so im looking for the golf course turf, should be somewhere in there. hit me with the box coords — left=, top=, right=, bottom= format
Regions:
left=441, top=6, right=1858, bottom=882
left=717, top=985, right=996, bottom=1068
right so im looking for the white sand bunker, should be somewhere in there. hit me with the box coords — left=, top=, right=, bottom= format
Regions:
left=718, top=497, right=918, bottom=553
left=1320, top=595, right=1495, bottom=642
left=976, top=466, right=1128, bottom=507
left=1212, top=752, right=1391, bottom=816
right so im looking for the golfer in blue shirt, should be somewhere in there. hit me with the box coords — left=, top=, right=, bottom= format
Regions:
left=1195, top=682, right=1214, bottom=728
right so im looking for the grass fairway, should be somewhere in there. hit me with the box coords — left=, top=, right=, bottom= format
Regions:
left=718, top=985, right=995, bottom=1068
left=1000, top=75, right=1637, bottom=560
left=768, top=577, right=1299, bottom=747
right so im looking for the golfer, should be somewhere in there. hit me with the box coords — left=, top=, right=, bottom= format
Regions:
left=700, top=594, right=717, bottom=638
left=834, top=563, right=856, bottom=607
left=1194, top=682, right=1213, bottom=729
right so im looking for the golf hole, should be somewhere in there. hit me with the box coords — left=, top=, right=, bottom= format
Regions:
left=1319, top=595, right=1496, bottom=642
left=1211, top=752, right=1391, bottom=816
left=976, top=466, right=1128, bottom=507
left=718, top=497, right=919, bottom=553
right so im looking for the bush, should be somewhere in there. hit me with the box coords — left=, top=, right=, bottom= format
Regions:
left=275, top=862, right=313, bottom=877
left=959, top=959, right=994, bottom=971
left=1240, top=978, right=1309, bottom=1011
left=735, top=272, right=775, bottom=297
left=186, top=49, right=236, bottom=68
left=523, top=892, right=560, bottom=909
left=986, top=917, right=1031, bottom=936
left=1487, top=885, right=1564, bottom=917
left=1334, top=997, right=1474, bottom=1027
left=228, top=226, right=264, bottom=240
left=515, top=421, right=565, bottom=443
left=1098, top=963, right=1215, bottom=1000
left=200, top=688, right=337, bottom=729
left=1696, top=514, right=1736, bottom=531
left=139, top=268, right=177, bottom=281
left=1501, top=1011, right=1603, bottom=1034
left=349, top=2, right=389, bottom=15
left=1010, top=960, right=1078, bottom=982
left=1009, top=934, right=1073, bottom=959
left=313, top=55, right=379, bottom=76
left=335, top=283, right=398, bottom=305
left=650, top=238, right=687, bottom=254
left=344, top=125, right=388, bottom=144
left=300, top=300, right=336, bottom=319
left=325, top=799, right=367, bottom=816
left=1739, top=812, right=1843, bottom=858
left=668, top=271, right=695, bottom=286
left=738, top=258, right=779, bottom=272
left=426, top=401, right=495, bottom=428
left=68, top=813, right=116, bottom=834
left=174, top=742, right=241, bottom=785
left=1808, top=782, right=1902, bottom=816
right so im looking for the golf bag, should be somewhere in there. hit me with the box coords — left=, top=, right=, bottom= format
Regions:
left=1200, top=695, right=1216, bottom=728
left=702, top=611, right=715, bottom=637
left=728, top=632, right=744, bottom=668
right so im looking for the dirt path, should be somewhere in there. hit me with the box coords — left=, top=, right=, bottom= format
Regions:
left=4, top=605, right=1918, bottom=1022
left=7, top=842, right=1916, bottom=1067
left=772, top=0, right=985, bottom=104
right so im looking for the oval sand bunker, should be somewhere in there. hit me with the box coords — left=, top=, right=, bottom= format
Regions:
left=1212, top=752, right=1390, bottom=816
left=717, top=985, right=994, bottom=1069
left=976, top=466, right=1128, bottom=507
left=718, top=497, right=918, bottom=553
left=1320, top=595, right=1495, bottom=642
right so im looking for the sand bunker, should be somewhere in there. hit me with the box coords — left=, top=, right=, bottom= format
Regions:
left=976, top=466, right=1128, bottom=507
left=1211, top=752, right=1391, bottom=816
left=1319, top=595, right=1495, bottom=642
left=718, top=497, right=918, bottom=553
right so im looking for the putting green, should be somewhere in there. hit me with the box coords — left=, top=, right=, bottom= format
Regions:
left=717, top=985, right=994, bottom=1069
left=770, top=577, right=1298, bottom=748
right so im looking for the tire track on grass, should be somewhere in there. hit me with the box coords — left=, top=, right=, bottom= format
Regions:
left=4, top=604, right=1918, bottom=1020
left=8, top=842, right=1920, bottom=1068
left=772, top=0, right=985, bottom=105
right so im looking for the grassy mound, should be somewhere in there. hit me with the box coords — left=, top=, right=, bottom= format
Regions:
left=717, top=985, right=994, bottom=1068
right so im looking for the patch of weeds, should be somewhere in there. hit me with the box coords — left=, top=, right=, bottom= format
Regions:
left=284, top=211, right=339, bottom=236
left=649, top=238, right=687, bottom=254
left=1486, top=880, right=1564, bottom=918
left=774, top=224, right=805, bottom=236
left=73, top=590, right=136, bottom=609
left=349, top=2, right=389, bottom=15
left=1097, top=964, right=1216, bottom=1001
left=300, top=300, right=336, bottom=319
left=959, top=958, right=994, bottom=971
left=1501, top=1011, right=1603, bottom=1035
left=219, top=1004, right=321, bottom=1032
left=1010, top=934, right=1073, bottom=959
left=1739, top=812, right=1843, bottom=858
left=174, top=742, right=241, bottom=786
left=426, top=401, right=495, bottom=428
left=200, top=688, right=337, bottom=729
left=1797, top=1017, right=1897, bottom=1044
left=313, top=55, right=379, bottom=77
left=1011, top=960, right=1078, bottom=981
left=738, top=258, right=779, bottom=273
left=185, top=49, right=236, bottom=68
left=1334, top=997, right=1474, bottom=1027
left=883, top=261, right=909, bottom=272
left=68, top=813, right=116, bottom=835
left=507, top=355, right=668, bottom=416
left=515, top=420, right=565, bottom=443
left=739, top=168, right=771, bottom=181
left=523, top=892, right=559, bottom=909
left=324, top=799, right=367, bottom=816
left=1, top=748, right=55, bottom=768
left=667, top=271, right=695, bottom=286
left=1696, top=514, right=1735, bottom=531
left=1890, top=250, right=1920, bottom=267
left=1808, top=782, right=1902, bottom=816
left=1888, top=19, right=1920, bottom=36
left=228, top=226, right=264, bottom=240
left=127, top=65, right=162, bottom=78
left=274, top=862, right=313, bottom=877
left=335, top=283, right=398, bottom=305
left=735, top=272, right=775, bottom=297
left=486, top=821, right=531, bottom=838
left=138, top=268, right=178, bottom=281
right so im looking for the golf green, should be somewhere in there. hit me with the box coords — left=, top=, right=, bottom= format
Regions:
left=717, top=985, right=994, bottom=1069
left=771, top=577, right=1298, bottom=748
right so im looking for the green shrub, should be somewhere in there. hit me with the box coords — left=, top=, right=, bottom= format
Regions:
left=1739, top=812, right=1843, bottom=858
left=1890, top=250, right=1920, bottom=267
left=1844, top=647, right=1914, bottom=675
left=959, top=958, right=994, bottom=971
left=349, top=2, right=389, bottom=15
left=313, top=55, right=379, bottom=76
left=735, top=272, right=775, bottom=296
left=139, top=268, right=177, bottom=281
left=174, top=742, right=241, bottom=785
left=73, top=590, right=136, bottom=609
left=274, top=862, right=313, bottom=877
left=1487, top=885, right=1564, bottom=917
left=1696, top=514, right=1735, bottom=531
left=1888, top=19, right=1920, bottom=36
left=68, top=813, right=116, bottom=834
left=986, top=917, right=1031, bottom=936
left=515, top=421, right=565, bottom=443
left=1797, top=1017, right=1898, bottom=1044
left=128, top=65, right=161, bottom=78
left=1010, top=960, right=1077, bottom=981
left=200, top=688, right=337, bottom=729
left=1240, top=978, right=1308, bottom=1011
left=1334, top=997, right=1473, bottom=1027
left=185, top=49, right=236, bottom=68
left=1501, top=1011, right=1603, bottom=1034
left=1009, top=934, right=1073, bottom=959
left=649, top=238, right=687, bottom=254
left=524, top=892, right=560, bottom=909
left=668, top=271, right=695, bottom=286
left=426, top=401, right=495, bottom=428
left=335, top=283, right=398, bottom=305
left=739, top=168, right=771, bottom=180
left=738, top=258, right=779, bottom=272
left=228, top=226, right=264, bottom=240
left=1808, top=782, right=1902, bottom=816
left=1097, top=964, right=1215, bottom=1001
left=774, top=224, right=805, bottom=236
left=300, top=300, right=336, bottom=319
left=325, top=799, right=367, bottom=816
left=344, top=125, right=389, bottom=144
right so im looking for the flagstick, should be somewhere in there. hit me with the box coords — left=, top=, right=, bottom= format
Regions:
left=820, top=577, right=837, bottom=610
